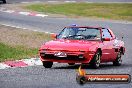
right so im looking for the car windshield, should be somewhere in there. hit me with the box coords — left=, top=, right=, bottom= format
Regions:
left=57, top=27, right=101, bottom=40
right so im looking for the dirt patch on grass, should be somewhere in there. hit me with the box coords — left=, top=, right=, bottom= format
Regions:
left=0, top=25, right=51, bottom=48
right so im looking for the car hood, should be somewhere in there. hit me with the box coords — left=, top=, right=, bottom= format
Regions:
left=40, top=39, right=99, bottom=52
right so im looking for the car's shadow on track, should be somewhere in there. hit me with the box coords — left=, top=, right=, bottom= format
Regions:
left=53, top=63, right=132, bottom=70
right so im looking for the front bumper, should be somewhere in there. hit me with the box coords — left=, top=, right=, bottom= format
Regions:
left=39, top=50, right=95, bottom=63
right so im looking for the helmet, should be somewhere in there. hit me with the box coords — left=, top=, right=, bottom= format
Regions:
left=71, top=24, right=78, bottom=26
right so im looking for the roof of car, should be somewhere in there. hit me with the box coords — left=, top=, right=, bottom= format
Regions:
left=65, top=26, right=105, bottom=29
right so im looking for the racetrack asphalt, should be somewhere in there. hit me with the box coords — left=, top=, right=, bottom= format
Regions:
left=0, top=5, right=132, bottom=88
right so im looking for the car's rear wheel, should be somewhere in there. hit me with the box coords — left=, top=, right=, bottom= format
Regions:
left=42, top=61, right=53, bottom=68
left=68, top=63, right=75, bottom=65
left=90, top=51, right=101, bottom=69
left=113, top=51, right=122, bottom=66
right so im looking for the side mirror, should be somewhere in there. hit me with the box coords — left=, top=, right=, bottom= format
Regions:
left=102, top=38, right=110, bottom=41
left=51, top=33, right=57, bottom=39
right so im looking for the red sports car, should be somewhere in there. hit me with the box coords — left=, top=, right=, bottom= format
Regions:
left=39, top=26, right=125, bottom=68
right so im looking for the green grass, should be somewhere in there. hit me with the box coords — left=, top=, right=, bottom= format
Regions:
left=0, top=43, right=38, bottom=62
left=0, top=25, right=52, bottom=62
left=25, top=3, right=132, bottom=21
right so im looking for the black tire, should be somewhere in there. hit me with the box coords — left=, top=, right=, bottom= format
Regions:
left=2, top=0, right=6, bottom=3
left=90, top=51, right=101, bottom=69
left=113, top=51, right=122, bottom=66
left=68, top=63, right=75, bottom=65
left=42, top=61, right=53, bottom=68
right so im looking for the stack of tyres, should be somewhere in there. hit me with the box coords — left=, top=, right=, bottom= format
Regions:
left=0, top=0, right=6, bottom=4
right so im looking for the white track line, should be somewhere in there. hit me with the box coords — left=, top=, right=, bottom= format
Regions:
left=0, top=63, right=11, bottom=69
left=0, top=23, right=55, bottom=34
left=2, top=10, right=15, bottom=13
left=0, top=23, right=29, bottom=30
left=21, top=58, right=43, bottom=66
left=36, top=14, right=48, bottom=17
left=65, top=1, right=76, bottom=3
left=21, top=2, right=30, bottom=3
left=0, top=8, right=48, bottom=18
left=18, top=12, right=30, bottom=15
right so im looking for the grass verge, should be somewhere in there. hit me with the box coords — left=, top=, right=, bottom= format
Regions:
left=25, top=3, right=132, bottom=21
left=0, top=25, right=51, bottom=62
left=0, top=43, right=38, bottom=62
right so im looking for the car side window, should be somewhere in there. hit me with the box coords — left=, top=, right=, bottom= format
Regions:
left=102, top=29, right=112, bottom=39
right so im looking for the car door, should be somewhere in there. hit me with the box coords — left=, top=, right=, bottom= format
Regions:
left=101, top=28, right=114, bottom=62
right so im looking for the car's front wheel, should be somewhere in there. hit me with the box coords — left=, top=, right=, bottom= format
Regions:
left=90, top=51, right=101, bottom=69
left=113, top=51, right=122, bottom=66
left=42, top=61, right=53, bottom=68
